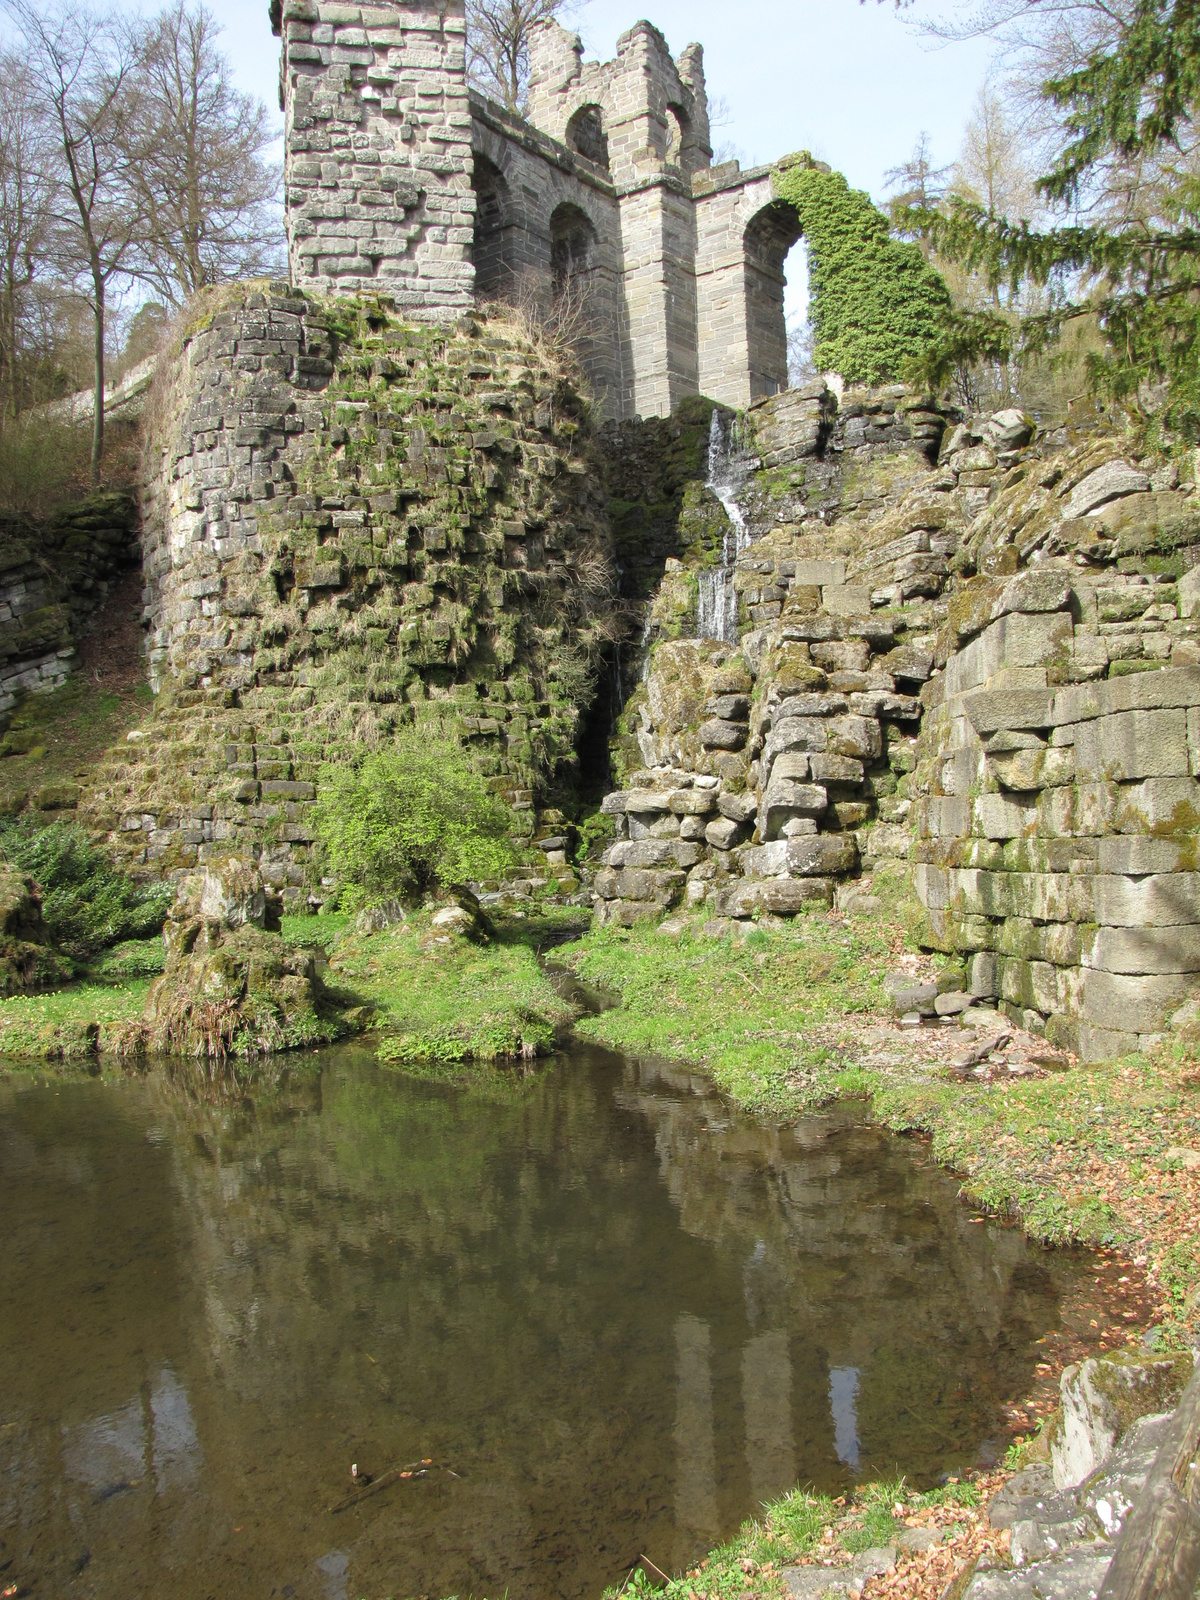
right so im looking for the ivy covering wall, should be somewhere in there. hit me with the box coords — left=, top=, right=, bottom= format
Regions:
left=773, top=160, right=951, bottom=386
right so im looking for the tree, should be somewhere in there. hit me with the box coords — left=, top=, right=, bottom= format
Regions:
left=885, top=131, right=952, bottom=223
left=467, top=0, right=580, bottom=112
left=889, top=0, right=1200, bottom=437
left=9, top=1, right=142, bottom=484
left=0, top=53, right=55, bottom=421
left=123, top=2, right=283, bottom=306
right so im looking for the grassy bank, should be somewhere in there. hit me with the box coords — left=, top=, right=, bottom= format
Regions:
left=306, top=911, right=582, bottom=1067
left=562, top=912, right=1200, bottom=1345
left=604, top=1476, right=999, bottom=1600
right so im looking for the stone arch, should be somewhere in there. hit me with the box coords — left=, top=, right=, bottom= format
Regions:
left=743, top=198, right=804, bottom=400
left=550, top=201, right=598, bottom=292
left=471, top=152, right=516, bottom=299
left=565, top=103, right=609, bottom=169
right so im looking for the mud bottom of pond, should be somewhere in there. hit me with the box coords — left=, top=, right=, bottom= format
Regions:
left=0, top=1041, right=1119, bottom=1600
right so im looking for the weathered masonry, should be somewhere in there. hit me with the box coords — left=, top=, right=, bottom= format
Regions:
left=270, top=0, right=817, bottom=420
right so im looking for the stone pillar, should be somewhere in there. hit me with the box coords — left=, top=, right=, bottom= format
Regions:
left=273, top=0, right=475, bottom=315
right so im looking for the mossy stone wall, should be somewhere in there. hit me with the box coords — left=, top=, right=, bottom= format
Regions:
left=81, top=286, right=616, bottom=904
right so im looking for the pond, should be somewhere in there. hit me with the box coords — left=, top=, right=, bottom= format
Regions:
left=0, top=1043, right=1091, bottom=1600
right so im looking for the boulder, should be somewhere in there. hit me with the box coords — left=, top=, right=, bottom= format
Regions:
left=1064, top=460, right=1151, bottom=519
left=1051, top=1352, right=1192, bottom=1489
left=355, top=899, right=408, bottom=936
left=715, top=877, right=834, bottom=918
left=699, top=717, right=747, bottom=750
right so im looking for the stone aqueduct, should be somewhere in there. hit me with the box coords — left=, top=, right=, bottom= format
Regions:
left=270, top=0, right=813, bottom=420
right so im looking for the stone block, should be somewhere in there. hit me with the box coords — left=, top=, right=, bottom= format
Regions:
left=741, top=834, right=858, bottom=879
left=791, top=560, right=846, bottom=586
left=810, top=752, right=864, bottom=784
left=718, top=792, right=757, bottom=823
left=975, top=793, right=1035, bottom=840
left=605, top=839, right=704, bottom=870
left=1009, top=871, right=1071, bottom=921
left=1093, top=871, right=1200, bottom=926
left=1052, top=663, right=1200, bottom=724
left=706, top=816, right=748, bottom=850
left=996, top=569, right=1074, bottom=616
left=1081, top=968, right=1195, bottom=1032
left=775, top=693, right=848, bottom=720
left=1052, top=1355, right=1191, bottom=1490
left=1073, top=707, right=1189, bottom=781
left=1096, top=835, right=1200, bottom=874
left=969, top=952, right=1001, bottom=997
left=821, top=584, right=872, bottom=616
left=961, top=687, right=1054, bottom=736
left=624, top=788, right=674, bottom=812
left=767, top=717, right=827, bottom=757
left=826, top=714, right=882, bottom=761
left=1085, top=923, right=1200, bottom=974
left=1064, top=459, right=1151, bottom=518
left=699, top=717, right=746, bottom=750
left=1116, top=775, right=1200, bottom=833
left=715, top=877, right=834, bottom=918
left=949, top=867, right=1012, bottom=918
left=669, top=788, right=718, bottom=816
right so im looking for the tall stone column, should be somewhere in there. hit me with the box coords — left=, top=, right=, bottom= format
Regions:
left=273, top=0, right=475, bottom=315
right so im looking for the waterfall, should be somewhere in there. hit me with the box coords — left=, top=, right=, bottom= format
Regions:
left=696, top=409, right=755, bottom=643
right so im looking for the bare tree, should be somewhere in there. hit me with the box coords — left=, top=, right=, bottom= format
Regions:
left=0, top=53, right=55, bottom=421
left=467, top=0, right=582, bottom=111
left=9, top=1, right=142, bottom=483
left=123, top=2, right=283, bottom=305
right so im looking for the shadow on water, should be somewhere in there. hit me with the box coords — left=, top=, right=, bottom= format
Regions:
left=0, top=1042, right=1093, bottom=1600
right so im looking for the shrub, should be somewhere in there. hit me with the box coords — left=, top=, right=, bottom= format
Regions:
left=0, top=821, right=174, bottom=959
left=313, top=728, right=520, bottom=908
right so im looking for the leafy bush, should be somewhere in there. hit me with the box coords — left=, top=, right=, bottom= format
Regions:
left=313, top=728, right=520, bottom=907
left=0, top=821, right=174, bottom=959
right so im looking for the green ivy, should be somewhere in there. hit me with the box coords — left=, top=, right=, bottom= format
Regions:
left=773, top=160, right=951, bottom=385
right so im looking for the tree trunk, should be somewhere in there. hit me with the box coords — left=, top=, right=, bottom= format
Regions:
left=91, top=266, right=105, bottom=486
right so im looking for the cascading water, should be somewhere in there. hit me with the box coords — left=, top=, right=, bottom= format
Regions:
left=696, top=408, right=756, bottom=643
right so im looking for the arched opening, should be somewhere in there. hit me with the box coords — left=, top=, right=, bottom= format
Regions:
left=550, top=202, right=597, bottom=294
left=665, top=103, right=688, bottom=166
left=743, top=199, right=803, bottom=401
left=566, top=104, right=609, bottom=169
left=784, top=243, right=814, bottom=387
left=471, top=153, right=513, bottom=300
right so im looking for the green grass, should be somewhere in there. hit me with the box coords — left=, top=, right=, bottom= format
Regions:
left=0, top=978, right=152, bottom=1060
left=563, top=912, right=899, bottom=1114
left=325, top=915, right=578, bottom=1067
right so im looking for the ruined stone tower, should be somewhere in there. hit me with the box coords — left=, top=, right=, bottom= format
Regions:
left=270, top=1, right=818, bottom=419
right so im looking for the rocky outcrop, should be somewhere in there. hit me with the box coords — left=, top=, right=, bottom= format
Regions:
left=0, top=866, right=73, bottom=996
left=0, top=493, right=140, bottom=730
left=141, top=859, right=360, bottom=1056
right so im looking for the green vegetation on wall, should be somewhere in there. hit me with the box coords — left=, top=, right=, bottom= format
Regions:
left=774, top=159, right=951, bottom=385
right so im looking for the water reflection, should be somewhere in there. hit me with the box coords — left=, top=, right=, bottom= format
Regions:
left=0, top=1044, right=1089, bottom=1600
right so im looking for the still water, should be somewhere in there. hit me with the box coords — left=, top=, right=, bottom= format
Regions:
left=1, top=1044, right=1088, bottom=1600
